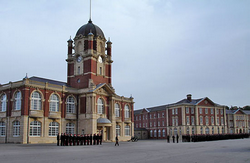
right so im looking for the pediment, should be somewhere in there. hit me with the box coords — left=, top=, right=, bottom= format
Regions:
left=93, top=83, right=115, bottom=96
left=197, top=97, right=215, bottom=107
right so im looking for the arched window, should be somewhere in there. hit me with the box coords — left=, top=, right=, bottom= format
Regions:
left=49, top=122, right=59, bottom=136
left=0, top=94, right=7, bottom=112
left=154, top=130, right=157, bottom=137
left=66, top=96, right=75, bottom=113
left=200, top=127, right=203, bottom=134
left=13, top=121, right=20, bottom=137
left=217, top=127, right=220, bottom=134
left=158, top=129, right=161, bottom=137
left=205, top=127, right=209, bottom=134
left=125, top=105, right=130, bottom=118
left=150, top=130, right=153, bottom=137
left=116, top=125, right=120, bottom=136
left=162, top=129, right=166, bottom=137
left=222, top=127, right=224, bottom=134
left=31, top=91, right=42, bottom=110
left=97, top=98, right=104, bottom=114
left=49, top=94, right=59, bottom=112
left=125, top=125, right=130, bottom=136
left=0, top=121, right=6, bottom=136
left=115, top=103, right=120, bottom=117
left=14, top=91, right=21, bottom=110
left=212, top=127, right=214, bottom=134
left=66, top=123, right=75, bottom=134
left=30, top=121, right=41, bottom=136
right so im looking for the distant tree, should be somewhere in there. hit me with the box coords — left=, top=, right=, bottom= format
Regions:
left=243, top=105, right=250, bottom=110
left=225, top=106, right=229, bottom=110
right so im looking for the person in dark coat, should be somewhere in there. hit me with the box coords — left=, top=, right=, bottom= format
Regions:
left=115, top=135, right=119, bottom=146
left=65, top=134, right=69, bottom=146
left=77, top=134, right=80, bottom=145
left=93, top=134, right=96, bottom=145
left=167, top=135, right=170, bottom=143
left=176, top=134, right=179, bottom=143
left=172, top=135, right=175, bottom=143
left=96, top=134, right=99, bottom=145
left=61, top=133, right=64, bottom=146
left=57, top=133, right=60, bottom=146
left=73, top=134, right=76, bottom=146
left=69, top=134, right=72, bottom=146
left=87, top=134, right=90, bottom=145
left=90, top=134, right=93, bottom=145
left=83, top=134, right=86, bottom=145
left=80, top=135, right=83, bottom=145
left=99, top=134, right=102, bottom=145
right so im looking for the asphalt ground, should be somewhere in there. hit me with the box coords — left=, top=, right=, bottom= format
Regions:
left=0, top=139, right=249, bottom=163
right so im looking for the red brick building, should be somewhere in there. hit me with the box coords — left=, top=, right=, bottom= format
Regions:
left=134, top=94, right=227, bottom=139
left=0, top=18, right=134, bottom=144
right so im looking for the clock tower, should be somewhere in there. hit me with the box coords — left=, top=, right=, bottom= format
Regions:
left=66, top=19, right=112, bottom=89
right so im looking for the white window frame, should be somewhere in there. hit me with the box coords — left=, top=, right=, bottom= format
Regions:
left=97, top=98, right=104, bottom=114
left=125, top=105, right=130, bottom=118
left=116, top=125, right=121, bottom=136
left=211, top=108, right=214, bottom=114
left=49, top=122, right=59, bottom=136
left=31, top=91, right=42, bottom=110
left=13, top=121, right=20, bottom=137
left=186, top=116, right=190, bottom=125
left=66, top=96, right=75, bottom=113
left=125, top=125, right=130, bottom=136
left=14, top=91, right=21, bottom=111
left=191, top=108, right=194, bottom=114
left=158, top=129, right=161, bottom=137
left=30, top=121, right=41, bottom=136
left=186, top=107, right=189, bottom=114
left=0, top=121, right=6, bottom=136
left=49, top=94, right=59, bottom=112
left=66, top=123, right=75, bottom=134
left=0, top=94, right=7, bottom=112
left=162, top=129, right=166, bottom=137
left=115, top=103, right=120, bottom=117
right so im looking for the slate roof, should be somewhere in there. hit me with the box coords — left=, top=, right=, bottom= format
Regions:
left=29, top=76, right=67, bottom=86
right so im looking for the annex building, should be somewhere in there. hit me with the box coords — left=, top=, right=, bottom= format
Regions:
left=0, top=18, right=134, bottom=144
left=134, top=94, right=228, bottom=140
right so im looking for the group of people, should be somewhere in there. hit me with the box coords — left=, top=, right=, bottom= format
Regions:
left=182, top=133, right=250, bottom=142
left=166, top=135, right=179, bottom=143
left=57, top=133, right=103, bottom=146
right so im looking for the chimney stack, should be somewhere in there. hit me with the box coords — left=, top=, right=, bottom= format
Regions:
left=187, top=94, right=192, bottom=102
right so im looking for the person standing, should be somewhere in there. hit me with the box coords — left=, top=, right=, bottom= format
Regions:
left=115, top=135, right=119, bottom=146
left=167, top=135, right=170, bottom=143
left=57, top=133, right=60, bottom=146
left=61, top=133, right=64, bottom=146
left=176, top=134, right=179, bottom=143
left=93, top=134, right=96, bottom=145
left=90, top=134, right=93, bottom=145
left=99, top=134, right=102, bottom=145
left=83, top=134, right=86, bottom=145
left=172, top=135, right=175, bottom=143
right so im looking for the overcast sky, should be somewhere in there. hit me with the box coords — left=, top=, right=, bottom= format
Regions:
left=0, top=0, right=249, bottom=109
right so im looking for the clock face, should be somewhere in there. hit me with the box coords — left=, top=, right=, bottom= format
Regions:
left=98, top=56, right=103, bottom=63
left=77, top=56, right=82, bottom=62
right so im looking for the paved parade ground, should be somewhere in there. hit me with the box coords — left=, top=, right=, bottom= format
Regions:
left=0, top=139, right=249, bottom=163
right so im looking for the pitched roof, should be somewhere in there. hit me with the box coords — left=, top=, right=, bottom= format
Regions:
left=29, top=76, right=67, bottom=86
